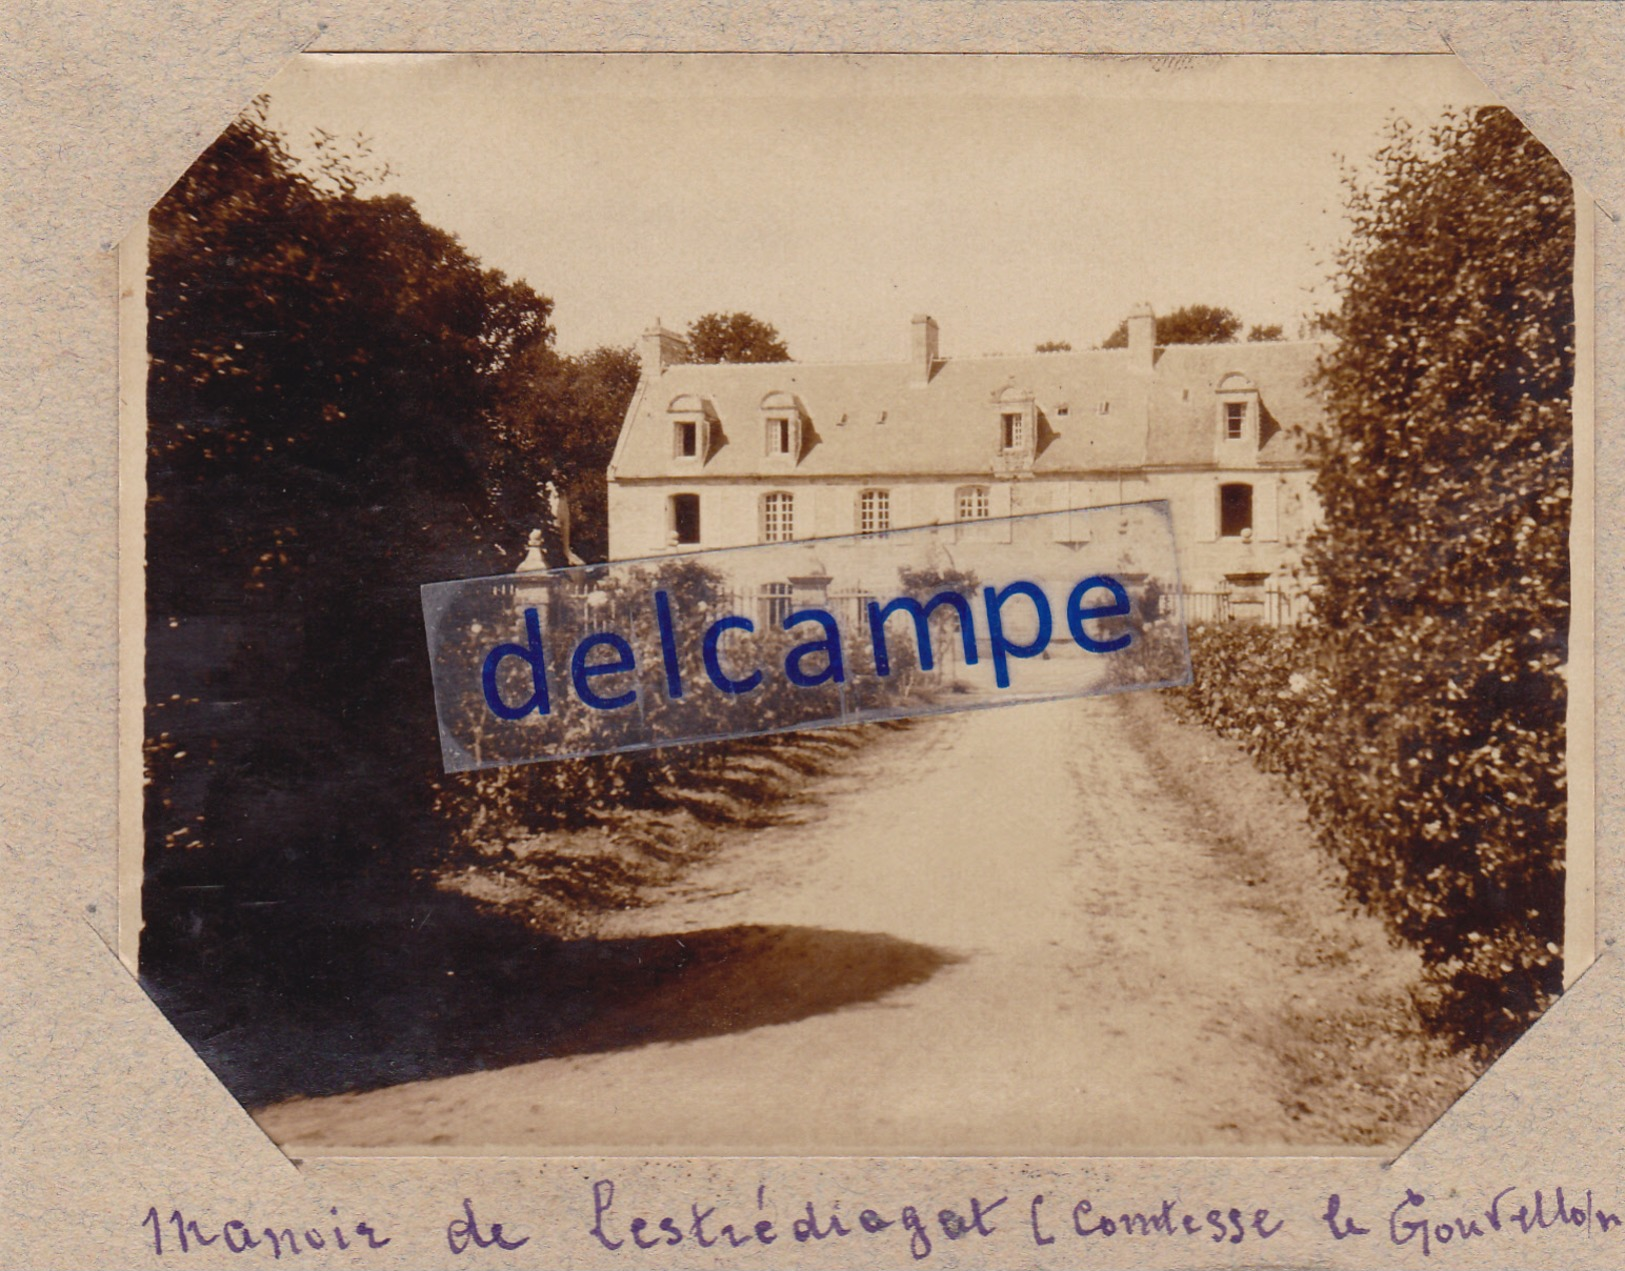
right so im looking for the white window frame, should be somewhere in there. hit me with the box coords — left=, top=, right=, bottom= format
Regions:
left=1000, top=411, right=1024, bottom=451
left=766, top=416, right=795, bottom=457
left=858, top=488, right=891, bottom=536
left=760, top=581, right=794, bottom=629
left=674, top=418, right=701, bottom=459
left=1215, top=375, right=1260, bottom=448
left=955, top=485, right=990, bottom=521
left=761, top=490, right=795, bottom=543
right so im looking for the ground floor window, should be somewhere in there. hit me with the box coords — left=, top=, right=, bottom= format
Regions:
left=956, top=485, right=990, bottom=521
left=1219, top=482, right=1253, bottom=538
left=762, top=491, right=795, bottom=542
left=859, top=488, right=891, bottom=535
left=670, top=492, right=701, bottom=545
left=760, top=581, right=794, bottom=628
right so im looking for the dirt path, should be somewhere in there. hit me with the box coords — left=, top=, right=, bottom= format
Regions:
left=256, top=692, right=1456, bottom=1153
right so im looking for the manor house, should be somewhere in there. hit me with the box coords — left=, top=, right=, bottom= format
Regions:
left=605, top=309, right=1324, bottom=601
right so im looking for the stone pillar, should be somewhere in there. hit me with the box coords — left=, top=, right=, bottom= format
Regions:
left=1225, top=571, right=1271, bottom=623
left=639, top=321, right=690, bottom=376
left=1126, top=303, right=1155, bottom=371
left=910, top=314, right=939, bottom=385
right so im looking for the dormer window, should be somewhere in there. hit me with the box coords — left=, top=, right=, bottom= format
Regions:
left=1215, top=373, right=1260, bottom=449
left=668, top=393, right=711, bottom=462
left=760, top=391, right=802, bottom=461
left=675, top=419, right=700, bottom=458
left=993, top=386, right=1037, bottom=469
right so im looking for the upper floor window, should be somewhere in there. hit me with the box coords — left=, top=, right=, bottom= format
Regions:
left=956, top=485, right=990, bottom=521
left=674, top=419, right=700, bottom=458
left=670, top=493, right=701, bottom=546
left=1219, top=482, right=1253, bottom=538
left=859, top=488, right=891, bottom=536
left=1216, top=372, right=1259, bottom=447
left=994, top=386, right=1036, bottom=462
left=668, top=393, right=710, bottom=462
left=762, top=491, right=795, bottom=543
left=760, top=391, right=801, bottom=461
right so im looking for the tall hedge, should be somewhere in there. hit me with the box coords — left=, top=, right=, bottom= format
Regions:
left=1306, top=106, right=1573, bottom=1053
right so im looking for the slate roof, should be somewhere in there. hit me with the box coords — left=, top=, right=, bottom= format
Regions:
left=610, top=339, right=1324, bottom=481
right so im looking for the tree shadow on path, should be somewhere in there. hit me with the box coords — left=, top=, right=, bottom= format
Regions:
left=147, top=916, right=958, bottom=1110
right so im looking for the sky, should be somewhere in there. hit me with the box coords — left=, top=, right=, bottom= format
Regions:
left=259, top=54, right=1496, bottom=363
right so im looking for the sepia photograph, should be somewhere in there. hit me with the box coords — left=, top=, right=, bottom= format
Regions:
left=125, top=52, right=1583, bottom=1156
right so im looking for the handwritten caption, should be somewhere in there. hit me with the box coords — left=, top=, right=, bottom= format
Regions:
left=139, top=1182, right=1622, bottom=1261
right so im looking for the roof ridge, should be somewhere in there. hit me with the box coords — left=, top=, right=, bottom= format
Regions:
left=661, top=339, right=1326, bottom=374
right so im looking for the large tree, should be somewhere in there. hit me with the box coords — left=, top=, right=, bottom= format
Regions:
left=686, top=311, right=790, bottom=363
left=144, top=103, right=556, bottom=986
left=1099, top=303, right=1242, bottom=348
left=487, top=341, right=640, bottom=563
left=1306, top=105, right=1574, bottom=1052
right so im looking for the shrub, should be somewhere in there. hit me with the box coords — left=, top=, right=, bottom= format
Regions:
left=1172, top=623, right=1332, bottom=785
left=1305, top=105, right=1572, bottom=1056
left=1179, top=603, right=1565, bottom=1059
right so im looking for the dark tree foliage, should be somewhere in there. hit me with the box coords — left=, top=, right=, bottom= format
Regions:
left=686, top=311, right=790, bottom=363
left=1306, top=106, right=1574, bottom=1053
left=1100, top=303, right=1243, bottom=348
left=1246, top=323, right=1285, bottom=343
left=1035, top=340, right=1073, bottom=353
left=489, top=341, right=640, bottom=563
left=144, top=104, right=555, bottom=989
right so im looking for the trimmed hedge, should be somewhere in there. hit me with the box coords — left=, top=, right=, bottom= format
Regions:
left=1168, top=107, right=1574, bottom=1060
left=1173, top=619, right=1564, bottom=1058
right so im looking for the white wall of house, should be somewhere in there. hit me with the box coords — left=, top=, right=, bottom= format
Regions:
left=608, top=467, right=1320, bottom=592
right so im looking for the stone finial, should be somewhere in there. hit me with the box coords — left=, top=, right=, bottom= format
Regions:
left=515, top=528, right=547, bottom=573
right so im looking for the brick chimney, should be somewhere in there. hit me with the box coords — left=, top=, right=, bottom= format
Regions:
left=1126, top=303, right=1155, bottom=371
left=640, top=320, right=690, bottom=377
left=910, top=314, right=940, bottom=385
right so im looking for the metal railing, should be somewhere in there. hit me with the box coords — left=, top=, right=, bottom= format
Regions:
left=1176, top=585, right=1301, bottom=627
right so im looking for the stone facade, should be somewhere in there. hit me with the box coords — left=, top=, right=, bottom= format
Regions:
left=607, top=311, right=1324, bottom=596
